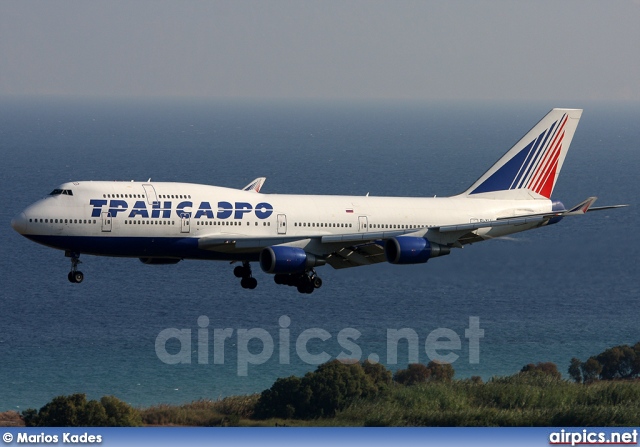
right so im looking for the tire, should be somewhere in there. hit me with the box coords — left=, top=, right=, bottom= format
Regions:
left=73, top=271, right=84, bottom=283
left=312, top=277, right=323, bottom=289
left=234, top=266, right=246, bottom=278
left=248, top=277, right=258, bottom=289
left=68, top=272, right=76, bottom=283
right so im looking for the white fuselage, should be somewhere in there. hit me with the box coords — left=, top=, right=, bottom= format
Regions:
left=12, top=180, right=552, bottom=261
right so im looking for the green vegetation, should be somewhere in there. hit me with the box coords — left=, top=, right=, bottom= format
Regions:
left=254, top=359, right=389, bottom=419
left=140, top=396, right=259, bottom=426
left=569, top=343, right=640, bottom=383
left=333, top=378, right=640, bottom=427
left=8, top=342, right=640, bottom=427
left=393, top=361, right=455, bottom=385
left=22, top=394, right=142, bottom=427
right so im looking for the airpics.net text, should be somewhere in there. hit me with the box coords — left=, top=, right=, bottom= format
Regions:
left=155, top=316, right=484, bottom=376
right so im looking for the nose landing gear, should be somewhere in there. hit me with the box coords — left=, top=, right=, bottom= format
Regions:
left=66, top=251, right=84, bottom=283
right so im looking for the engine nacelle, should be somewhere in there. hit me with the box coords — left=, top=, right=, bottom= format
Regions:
left=139, top=257, right=181, bottom=265
left=260, top=246, right=326, bottom=274
left=384, top=237, right=450, bottom=265
left=547, top=200, right=565, bottom=226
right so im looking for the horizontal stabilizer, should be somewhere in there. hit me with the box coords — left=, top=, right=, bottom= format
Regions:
left=561, top=197, right=628, bottom=216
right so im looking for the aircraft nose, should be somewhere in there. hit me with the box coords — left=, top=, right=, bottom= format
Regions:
left=11, top=212, right=27, bottom=234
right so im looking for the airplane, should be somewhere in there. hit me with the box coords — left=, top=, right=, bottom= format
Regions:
left=11, top=108, right=627, bottom=294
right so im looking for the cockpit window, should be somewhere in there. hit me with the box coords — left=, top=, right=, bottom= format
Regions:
left=49, top=189, right=73, bottom=196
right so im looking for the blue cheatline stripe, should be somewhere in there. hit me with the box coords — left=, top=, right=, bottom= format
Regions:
left=23, top=234, right=258, bottom=261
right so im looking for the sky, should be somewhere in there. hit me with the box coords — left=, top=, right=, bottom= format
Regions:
left=1, top=0, right=639, bottom=101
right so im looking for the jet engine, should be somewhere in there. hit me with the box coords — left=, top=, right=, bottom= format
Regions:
left=260, top=246, right=326, bottom=274
left=384, top=237, right=450, bottom=264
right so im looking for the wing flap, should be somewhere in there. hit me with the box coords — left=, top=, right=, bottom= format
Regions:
left=198, top=235, right=307, bottom=251
left=438, top=216, right=546, bottom=233
left=325, top=242, right=387, bottom=269
left=321, top=229, right=419, bottom=244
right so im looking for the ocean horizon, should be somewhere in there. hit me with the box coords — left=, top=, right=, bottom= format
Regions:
left=1, top=97, right=638, bottom=412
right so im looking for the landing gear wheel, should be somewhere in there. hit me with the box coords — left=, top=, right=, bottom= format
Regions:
left=312, top=276, right=323, bottom=289
left=241, top=277, right=258, bottom=289
left=274, top=274, right=286, bottom=285
left=66, top=252, right=83, bottom=284
left=297, top=277, right=314, bottom=294
left=236, top=262, right=258, bottom=290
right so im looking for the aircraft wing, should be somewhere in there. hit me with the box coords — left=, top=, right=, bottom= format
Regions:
left=438, top=197, right=628, bottom=233
left=197, top=228, right=419, bottom=268
left=434, top=197, right=628, bottom=247
left=197, top=197, right=628, bottom=269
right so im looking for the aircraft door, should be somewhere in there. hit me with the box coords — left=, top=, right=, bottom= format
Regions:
left=358, top=216, right=368, bottom=232
left=101, top=212, right=112, bottom=232
left=277, top=214, right=287, bottom=235
left=142, top=184, right=158, bottom=205
left=181, top=216, right=191, bottom=233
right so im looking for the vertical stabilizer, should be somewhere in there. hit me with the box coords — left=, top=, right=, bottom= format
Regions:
left=461, top=108, right=582, bottom=199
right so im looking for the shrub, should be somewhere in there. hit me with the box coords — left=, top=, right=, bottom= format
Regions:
left=582, top=358, right=603, bottom=384
left=254, top=376, right=309, bottom=419
left=255, top=360, right=384, bottom=420
left=596, top=345, right=638, bottom=380
left=303, top=360, right=377, bottom=418
left=520, top=362, right=562, bottom=380
left=362, top=360, right=393, bottom=390
left=394, top=363, right=431, bottom=386
left=394, top=361, right=455, bottom=385
left=22, top=394, right=141, bottom=427
left=569, top=358, right=583, bottom=383
left=427, top=361, right=455, bottom=383
left=100, top=396, right=143, bottom=426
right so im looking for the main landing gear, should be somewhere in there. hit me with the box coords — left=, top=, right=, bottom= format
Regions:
left=232, top=263, right=323, bottom=294
left=66, top=251, right=84, bottom=283
left=233, top=261, right=258, bottom=289
left=274, top=269, right=323, bottom=294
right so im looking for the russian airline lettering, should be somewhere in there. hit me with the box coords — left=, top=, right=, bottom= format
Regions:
left=89, top=200, right=274, bottom=220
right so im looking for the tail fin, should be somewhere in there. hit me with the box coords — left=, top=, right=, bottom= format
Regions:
left=461, top=108, right=582, bottom=200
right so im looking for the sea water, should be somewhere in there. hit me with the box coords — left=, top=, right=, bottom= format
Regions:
left=0, top=98, right=638, bottom=411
